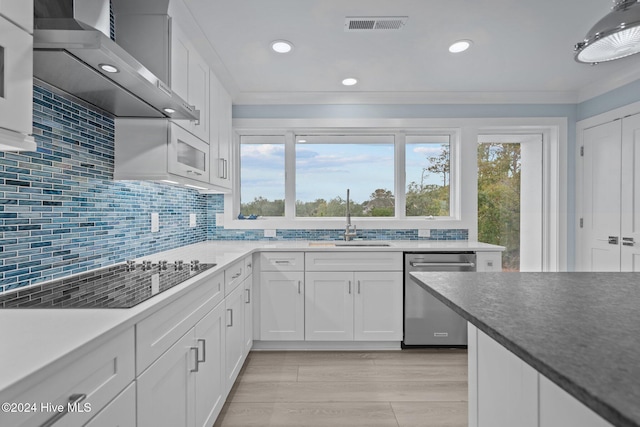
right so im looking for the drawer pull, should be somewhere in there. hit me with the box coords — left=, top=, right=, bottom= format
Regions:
left=348, top=280, right=352, bottom=294
left=358, top=280, right=361, bottom=294
left=190, top=346, right=200, bottom=372
left=245, top=289, right=251, bottom=303
left=227, top=308, right=233, bottom=327
left=231, top=272, right=242, bottom=279
left=40, top=393, right=87, bottom=427
left=197, top=338, right=206, bottom=363
left=298, top=280, right=301, bottom=294
left=275, top=260, right=290, bottom=264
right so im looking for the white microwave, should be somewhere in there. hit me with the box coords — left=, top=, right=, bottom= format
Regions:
left=167, top=123, right=209, bottom=183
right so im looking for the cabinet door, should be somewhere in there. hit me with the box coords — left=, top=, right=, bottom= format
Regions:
left=137, top=331, right=197, bottom=427
left=194, top=302, right=226, bottom=427
left=581, top=120, right=622, bottom=271
left=305, top=271, right=354, bottom=341
left=0, top=15, right=32, bottom=137
left=225, top=284, right=245, bottom=393
left=621, top=113, right=640, bottom=271
left=209, top=72, right=232, bottom=189
left=168, top=123, right=210, bottom=183
left=85, top=383, right=136, bottom=427
left=260, top=271, right=305, bottom=340
left=354, top=271, right=403, bottom=341
left=0, top=0, right=33, bottom=33
left=187, top=49, right=209, bottom=142
left=171, top=20, right=190, bottom=102
left=244, top=275, right=254, bottom=353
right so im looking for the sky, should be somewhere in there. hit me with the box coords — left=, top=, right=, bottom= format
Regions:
left=240, top=139, right=448, bottom=204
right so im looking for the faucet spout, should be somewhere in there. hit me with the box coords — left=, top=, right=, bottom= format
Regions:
left=344, top=189, right=357, bottom=241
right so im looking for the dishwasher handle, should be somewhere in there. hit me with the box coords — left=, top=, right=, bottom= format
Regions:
left=409, top=261, right=475, bottom=268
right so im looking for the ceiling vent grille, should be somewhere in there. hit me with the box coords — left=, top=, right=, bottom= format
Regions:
left=344, top=16, right=408, bottom=32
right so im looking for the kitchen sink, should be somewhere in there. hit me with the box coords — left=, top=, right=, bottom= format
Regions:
left=308, top=242, right=392, bottom=247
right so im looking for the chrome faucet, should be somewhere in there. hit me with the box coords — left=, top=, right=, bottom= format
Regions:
left=344, top=189, right=357, bottom=241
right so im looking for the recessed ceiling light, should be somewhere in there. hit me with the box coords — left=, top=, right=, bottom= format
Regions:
left=342, top=77, right=358, bottom=86
left=271, top=40, right=293, bottom=53
left=449, top=40, right=472, bottom=53
left=163, top=108, right=176, bottom=114
left=99, top=63, right=119, bottom=73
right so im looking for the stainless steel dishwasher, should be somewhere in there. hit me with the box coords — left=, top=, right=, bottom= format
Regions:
left=402, top=252, right=476, bottom=347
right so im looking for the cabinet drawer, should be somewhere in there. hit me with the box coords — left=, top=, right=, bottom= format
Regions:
left=225, top=259, right=246, bottom=295
left=259, top=252, right=305, bottom=271
left=305, top=252, right=402, bottom=271
left=136, top=271, right=224, bottom=374
left=0, top=328, right=135, bottom=427
left=85, top=382, right=136, bottom=427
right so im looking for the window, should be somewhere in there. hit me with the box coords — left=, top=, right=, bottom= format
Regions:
left=405, top=135, right=451, bottom=217
left=239, top=135, right=285, bottom=216
left=295, top=135, right=395, bottom=217
left=236, top=130, right=457, bottom=223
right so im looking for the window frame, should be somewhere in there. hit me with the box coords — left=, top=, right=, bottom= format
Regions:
left=228, top=126, right=461, bottom=229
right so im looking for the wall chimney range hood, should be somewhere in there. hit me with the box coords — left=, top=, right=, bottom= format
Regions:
left=33, top=0, right=199, bottom=121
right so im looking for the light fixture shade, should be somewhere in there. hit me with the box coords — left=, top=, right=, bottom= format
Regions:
left=575, top=0, right=640, bottom=63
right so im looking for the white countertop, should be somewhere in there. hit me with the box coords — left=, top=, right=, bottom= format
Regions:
left=0, top=240, right=503, bottom=397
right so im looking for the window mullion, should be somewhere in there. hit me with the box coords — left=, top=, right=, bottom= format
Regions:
left=284, top=131, right=296, bottom=219
left=396, top=132, right=406, bottom=220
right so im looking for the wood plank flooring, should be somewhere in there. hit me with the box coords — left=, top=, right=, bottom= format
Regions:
left=213, top=349, right=468, bottom=427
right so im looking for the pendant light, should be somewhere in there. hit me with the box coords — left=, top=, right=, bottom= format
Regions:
left=575, top=0, right=640, bottom=64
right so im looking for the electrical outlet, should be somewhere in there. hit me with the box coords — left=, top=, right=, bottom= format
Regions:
left=189, top=213, right=197, bottom=227
left=215, top=213, right=225, bottom=226
left=418, top=229, right=431, bottom=238
left=151, top=213, right=159, bottom=232
left=264, top=229, right=277, bottom=238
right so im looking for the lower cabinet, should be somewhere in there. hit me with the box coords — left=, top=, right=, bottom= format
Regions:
left=224, top=283, right=245, bottom=393
left=468, top=324, right=613, bottom=427
left=85, top=383, right=136, bottom=427
left=260, top=271, right=305, bottom=340
left=137, top=301, right=227, bottom=427
left=243, top=272, right=254, bottom=354
left=305, top=271, right=403, bottom=341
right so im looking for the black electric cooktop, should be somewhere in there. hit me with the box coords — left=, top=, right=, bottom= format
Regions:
left=0, top=261, right=216, bottom=308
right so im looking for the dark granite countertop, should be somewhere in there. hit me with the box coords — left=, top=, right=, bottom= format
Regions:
left=410, top=272, right=640, bottom=427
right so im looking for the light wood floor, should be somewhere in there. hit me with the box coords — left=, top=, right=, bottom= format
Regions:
left=213, top=349, right=468, bottom=427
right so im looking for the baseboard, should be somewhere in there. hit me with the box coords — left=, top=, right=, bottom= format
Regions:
left=250, top=340, right=402, bottom=351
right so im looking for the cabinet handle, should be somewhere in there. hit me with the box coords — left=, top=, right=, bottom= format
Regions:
left=275, top=260, right=290, bottom=264
left=623, top=237, right=635, bottom=246
left=358, top=280, right=361, bottom=294
left=40, top=394, right=87, bottom=427
left=348, top=280, right=352, bottom=294
left=245, top=289, right=251, bottom=303
left=298, top=280, right=301, bottom=294
left=227, top=308, right=233, bottom=327
left=218, top=158, right=225, bottom=179
left=608, top=236, right=619, bottom=245
left=224, top=159, right=229, bottom=179
left=190, top=346, right=200, bottom=372
left=232, top=272, right=242, bottom=279
left=197, top=338, right=206, bottom=363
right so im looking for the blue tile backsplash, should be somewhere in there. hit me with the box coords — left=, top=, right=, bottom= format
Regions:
left=0, top=84, right=468, bottom=293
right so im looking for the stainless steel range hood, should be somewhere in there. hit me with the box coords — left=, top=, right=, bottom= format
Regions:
left=33, top=0, right=199, bottom=121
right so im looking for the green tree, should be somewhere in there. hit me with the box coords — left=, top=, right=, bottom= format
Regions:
left=405, top=144, right=450, bottom=216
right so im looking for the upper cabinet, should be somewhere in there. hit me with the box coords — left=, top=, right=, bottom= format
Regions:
left=0, top=0, right=34, bottom=33
left=171, top=20, right=209, bottom=143
left=209, top=72, right=233, bottom=191
left=0, top=0, right=35, bottom=151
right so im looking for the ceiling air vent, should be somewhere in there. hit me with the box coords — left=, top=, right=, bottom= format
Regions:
left=344, top=16, right=408, bottom=32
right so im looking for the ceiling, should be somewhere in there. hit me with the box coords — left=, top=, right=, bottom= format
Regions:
left=182, top=0, right=640, bottom=105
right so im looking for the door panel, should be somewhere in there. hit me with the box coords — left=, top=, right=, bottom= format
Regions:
left=581, top=120, right=622, bottom=271
left=305, top=272, right=353, bottom=341
left=621, top=114, right=640, bottom=271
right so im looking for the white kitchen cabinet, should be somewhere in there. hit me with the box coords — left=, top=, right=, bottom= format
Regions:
left=224, top=283, right=245, bottom=393
left=85, top=383, right=136, bottom=427
left=260, top=271, right=305, bottom=340
left=354, top=271, right=403, bottom=340
left=0, top=0, right=33, bottom=33
left=169, top=20, right=209, bottom=142
left=0, top=328, right=135, bottom=427
left=209, top=71, right=233, bottom=190
left=224, top=258, right=246, bottom=295
left=476, top=251, right=502, bottom=272
left=305, top=271, right=354, bottom=341
left=243, top=259, right=254, bottom=354
left=0, top=14, right=35, bottom=151
left=305, top=271, right=403, bottom=341
left=194, top=301, right=226, bottom=427
left=137, top=330, right=196, bottom=427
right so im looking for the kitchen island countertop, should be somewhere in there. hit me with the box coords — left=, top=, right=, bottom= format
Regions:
left=410, top=271, right=640, bottom=427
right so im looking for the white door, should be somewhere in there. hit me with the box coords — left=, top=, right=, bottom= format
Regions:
left=194, top=302, right=226, bottom=427
left=224, top=285, right=245, bottom=393
left=260, top=271, right=305, bottom=340
left=621, top=113, right=640, bottom=271
left=137, top=332, right=196, bottom=427
left=305, top=272, right=354, bottom=341
left=354, top=271, right=403, bottom=341
left=581, top=120, right=622, bottom=271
